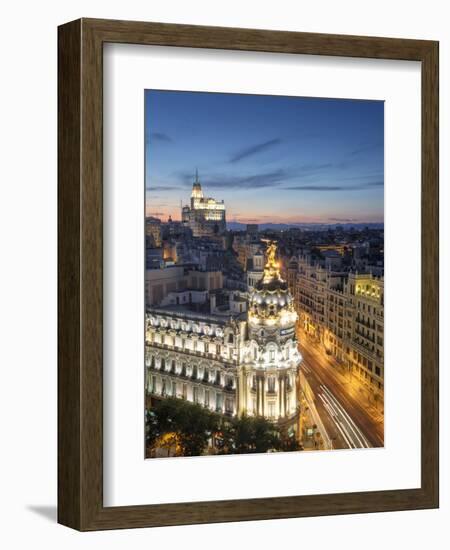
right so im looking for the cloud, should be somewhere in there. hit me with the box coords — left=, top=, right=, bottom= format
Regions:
left=205, top=169, right=288, bottom=189
left=176, top=168, right=291, bottom=189
left=296, top=162, right=333, bottom=175
left=349, top=142, right=383, bottom=156
left=148, top=132, right=173, bottom=143
left=284, top=181, right=383, bottom=191
left=230, top=138, right=282, bottom=163
left=328, top=217, right=358, bottom=222
left=336, top=173, right=383, bottom=181
left=146, top=185, right=181, bottom=192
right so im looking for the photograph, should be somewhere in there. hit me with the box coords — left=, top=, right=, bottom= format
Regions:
left=144, top=90, right=385, bottom=459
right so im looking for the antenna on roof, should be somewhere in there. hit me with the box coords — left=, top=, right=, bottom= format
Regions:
left=195, top=167, right=199, bottom=183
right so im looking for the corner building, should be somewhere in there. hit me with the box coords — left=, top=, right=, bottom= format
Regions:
left=145, top=242, right=302, bottom=433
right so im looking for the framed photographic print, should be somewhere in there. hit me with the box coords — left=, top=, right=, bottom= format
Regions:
left=58, top=18, right=439, bottom=530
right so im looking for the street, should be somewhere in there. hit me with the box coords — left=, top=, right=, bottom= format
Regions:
left=298, top=330, right=384, bottom=450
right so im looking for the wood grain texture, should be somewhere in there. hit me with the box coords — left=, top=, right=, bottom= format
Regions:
left=57, top=18, right=439, bottom=531
left=57, top=19, right=82, bottom=530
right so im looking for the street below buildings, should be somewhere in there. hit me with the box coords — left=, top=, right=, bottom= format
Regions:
left=298, top=330, right=384, bottom=450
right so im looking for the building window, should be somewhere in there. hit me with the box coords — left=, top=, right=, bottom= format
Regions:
left=268, top=377, right=275, bottom=392
left=269, top=349, right=275, bottom=361
left=216, top=344, right=221, bottom=356
left=182, top=384, right=187, bottom=400
left=268, top=403, right=275, bottom=418
left=204, top=341, right=209, bottom=353
left=151, top=375, right=156, bottom=393
left=161, top=379, right=166, bottom=396
left=228, top=333, right=234, bottom=344
left=216, top=393, right=223, bottom=412
left=172, top=381, right=176, bottom=397
left=225, top=398, right=233, bottom=414
left=193, top=386, right=199, bottom=403
left=204, top=390, right=210, bottom=407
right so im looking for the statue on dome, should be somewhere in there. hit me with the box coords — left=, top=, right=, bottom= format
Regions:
left=262, top=239, right=281, bottom=282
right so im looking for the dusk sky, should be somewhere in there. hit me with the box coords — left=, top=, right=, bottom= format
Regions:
left=145, top=90, right=384, bottom=225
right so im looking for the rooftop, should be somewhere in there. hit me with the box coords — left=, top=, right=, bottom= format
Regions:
left=147, top=302, right=247, bottom=324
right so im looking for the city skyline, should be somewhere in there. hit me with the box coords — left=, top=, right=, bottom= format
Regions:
left=145, top=90, right=384, bottom=225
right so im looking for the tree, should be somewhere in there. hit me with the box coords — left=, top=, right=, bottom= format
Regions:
left=146, top=398, right=220, bottom=457
left=279, top=433, right=302, bottom=452
left=218, top=415, right=282, bottom=455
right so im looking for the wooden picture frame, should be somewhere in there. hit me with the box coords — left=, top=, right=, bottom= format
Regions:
left=58, top=18, right=439, bottom=531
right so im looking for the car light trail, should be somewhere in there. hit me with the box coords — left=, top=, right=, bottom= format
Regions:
left=320, top=385, right=371, bottom=448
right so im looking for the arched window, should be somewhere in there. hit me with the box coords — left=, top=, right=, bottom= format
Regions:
left=228, top=333, right=234, bottom=344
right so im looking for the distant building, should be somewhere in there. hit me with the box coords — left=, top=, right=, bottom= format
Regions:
left=246, top=250, right=264, bottom=290
left=233, top=232, right=262, bottom=271
left=145, top=265, right=223, bottom=307
left=145, top=216, right=162, bottom=248
left=246, top=224, right=259, bottom=234
left=146, top=247, right=164, bottom=270
left=182, top=172, right=226, bottom=237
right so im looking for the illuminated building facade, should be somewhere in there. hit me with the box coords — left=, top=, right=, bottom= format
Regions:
left=288, top=256, right=384, bottom=401
left=244, top=242, right=302, bottom=426
left=345, top=273, right=384, bottom=398
left=181, top=172, right=226, bottom=237
left=145, top=242, right=302, bottom=431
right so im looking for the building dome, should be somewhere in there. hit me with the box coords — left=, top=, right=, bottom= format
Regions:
left=248, top=241, right=297, bottom=331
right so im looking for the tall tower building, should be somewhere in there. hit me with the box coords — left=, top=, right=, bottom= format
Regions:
left=239, top=241, right=302, bottom=431
left=182, top=171, right=226, bottom=237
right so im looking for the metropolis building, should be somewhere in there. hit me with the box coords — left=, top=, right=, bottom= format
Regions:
left=145, top=242, right=302, bottom=432
left=181, top=172, right=226, bottom=238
